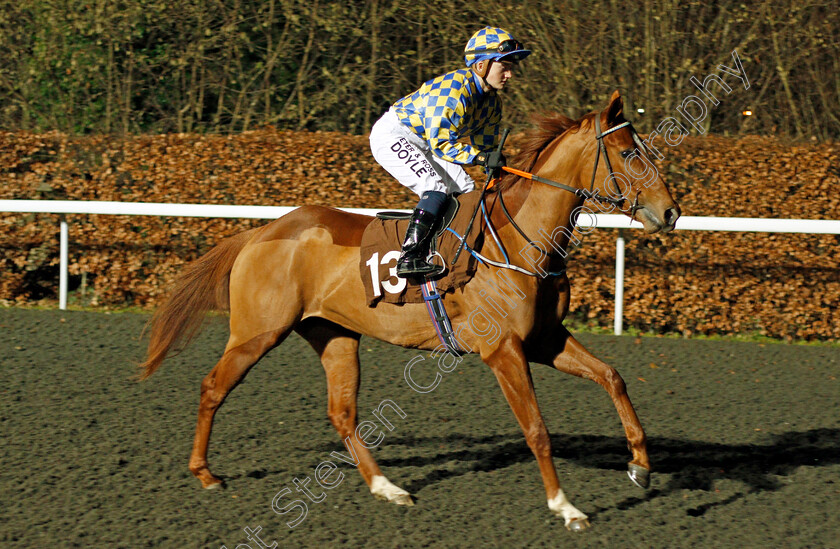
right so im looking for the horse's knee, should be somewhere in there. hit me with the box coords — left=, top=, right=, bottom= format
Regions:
left=603, top=367, right=627, bottom=395
left=525, top=426, right=552, bottom=458
left=328, top=407, right=355, bottom=434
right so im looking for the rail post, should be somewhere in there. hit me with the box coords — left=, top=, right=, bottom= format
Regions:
left=614, top=236, right=625, bottom=335
left=59, top=216, right=69, bottom=310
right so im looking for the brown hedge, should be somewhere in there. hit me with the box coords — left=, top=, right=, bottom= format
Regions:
left=1, top=129, right=838, bottom=340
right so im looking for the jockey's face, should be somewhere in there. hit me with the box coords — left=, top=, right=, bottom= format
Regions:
left=480, top=60, right=516, bottom=92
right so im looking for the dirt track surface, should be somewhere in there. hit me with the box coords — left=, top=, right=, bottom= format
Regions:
left=1, top=308, right=839, bottom=548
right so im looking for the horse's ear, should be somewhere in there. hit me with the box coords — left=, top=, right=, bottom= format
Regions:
left=606, top=90, right=624, bottom=124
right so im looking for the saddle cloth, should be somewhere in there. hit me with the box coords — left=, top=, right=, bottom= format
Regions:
left=359, top=193, right=485, bottom=307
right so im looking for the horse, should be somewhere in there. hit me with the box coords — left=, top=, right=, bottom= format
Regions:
left=139, top=90, right=680, bottom=532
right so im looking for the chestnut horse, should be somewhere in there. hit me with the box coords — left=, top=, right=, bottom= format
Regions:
left=139, top=91, right=680, bottom=532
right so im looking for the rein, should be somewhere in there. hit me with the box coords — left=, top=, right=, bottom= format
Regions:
left=501, top=119, right=633, bottom=207
left=460, top=116, right=648, bottom=278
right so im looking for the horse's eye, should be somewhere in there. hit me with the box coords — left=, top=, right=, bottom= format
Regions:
left=620, top=149, right=633, bottom=159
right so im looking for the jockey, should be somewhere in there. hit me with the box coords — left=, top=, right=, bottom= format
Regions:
left=369, top=26, right=531, bottom=278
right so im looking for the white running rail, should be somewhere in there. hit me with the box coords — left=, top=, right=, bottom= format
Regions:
left=3, top=200, right=840, bottom=334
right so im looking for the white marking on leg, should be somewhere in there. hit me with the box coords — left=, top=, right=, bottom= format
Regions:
left=547, top=491, right=588, bottom=527
left=370, top=475, right=411, bottom=503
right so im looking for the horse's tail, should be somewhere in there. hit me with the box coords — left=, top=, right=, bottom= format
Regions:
left=138, top=228, right=258, bottom=380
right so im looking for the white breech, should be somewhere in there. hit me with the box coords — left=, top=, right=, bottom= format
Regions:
left=369, top=109, right=475, bottom=198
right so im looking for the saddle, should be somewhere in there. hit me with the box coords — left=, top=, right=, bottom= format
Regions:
left=359, top=194, right=485, bottom=307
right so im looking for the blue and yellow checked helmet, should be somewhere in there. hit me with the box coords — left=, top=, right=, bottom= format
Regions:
left=464, top=27, right=531, bottom=68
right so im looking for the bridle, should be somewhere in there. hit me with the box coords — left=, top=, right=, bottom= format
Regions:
left=453, top=113, right=658, bottom=278
left=589, top=117, right=640, bottom=215
left=589, top=116, right=663, bottom=217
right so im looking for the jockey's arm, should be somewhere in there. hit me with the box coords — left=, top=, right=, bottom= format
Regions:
left=425, top=107, right=502, bottom=165
left=423, top=95, right=478, bottom=165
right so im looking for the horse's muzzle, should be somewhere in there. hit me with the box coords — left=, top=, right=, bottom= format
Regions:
left=660, top=205, right=680, bottom=232
left=637, top=204, right=680, bottom=233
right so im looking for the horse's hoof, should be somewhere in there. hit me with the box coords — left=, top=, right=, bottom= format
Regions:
left=391, top=493, right=415, bottom=506
left=566, top=517, right=591, bottom=532
left=192, top=465, right=225, bottom=489
left=196, top=473, right=224, bottom=489
left=373, top=491, right=415, bottom=506
left=370, top=475, right=414, bottom=506
left=627, top=463, right=650, bottom=489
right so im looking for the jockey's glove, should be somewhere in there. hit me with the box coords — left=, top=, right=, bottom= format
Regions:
left=474, top=150, right=507, bottom=177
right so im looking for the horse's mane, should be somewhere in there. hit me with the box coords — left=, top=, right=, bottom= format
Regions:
left=491, top=111, right=592, bottom=193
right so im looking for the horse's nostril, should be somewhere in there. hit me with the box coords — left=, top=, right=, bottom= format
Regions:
left=664, top=207, right=680, bottom=226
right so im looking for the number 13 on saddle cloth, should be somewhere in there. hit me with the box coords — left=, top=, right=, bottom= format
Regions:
left=359, top=193, right=486, bottom=307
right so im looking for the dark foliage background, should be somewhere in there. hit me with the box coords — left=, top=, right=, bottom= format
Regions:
left=0, top=1, right=837, bottom=140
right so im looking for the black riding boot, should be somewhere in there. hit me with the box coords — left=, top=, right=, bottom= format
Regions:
left=396, top=208, right=443, bottom=278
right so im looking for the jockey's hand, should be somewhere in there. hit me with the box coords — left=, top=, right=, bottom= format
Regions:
left=474, top=151, right=507, bottom=177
